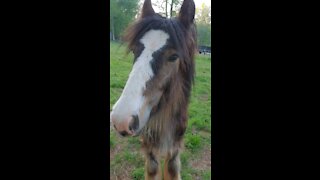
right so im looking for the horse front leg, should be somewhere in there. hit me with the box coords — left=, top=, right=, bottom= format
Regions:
left=164, top=150, right=181, bottom=180
left=144, top=150, right=162, bottom=180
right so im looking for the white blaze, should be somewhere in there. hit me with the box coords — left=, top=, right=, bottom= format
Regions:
left=111, top=30, right=169, bottom=127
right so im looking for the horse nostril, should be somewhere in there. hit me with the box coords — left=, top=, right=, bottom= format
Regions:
left=119, top=131, right=128, bottom=137
left=129, top=115, right=139, bottom=132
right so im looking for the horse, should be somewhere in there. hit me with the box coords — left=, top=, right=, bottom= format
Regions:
left=110, top=0, right=197, bottom=179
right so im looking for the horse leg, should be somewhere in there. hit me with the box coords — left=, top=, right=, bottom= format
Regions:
left=164, top=150, right=181, bottom=180
left=144, top=150, right=162, bottom=180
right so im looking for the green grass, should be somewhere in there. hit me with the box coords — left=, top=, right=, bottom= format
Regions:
left=110, top=41, right=211, bottom=179
left=185, top=133, right=202, bottom=153
left=132, top=167, right=145, bottom=179
left=202, top=170, right=212, bottom=179
left=110, top=132, right=116, bottom=149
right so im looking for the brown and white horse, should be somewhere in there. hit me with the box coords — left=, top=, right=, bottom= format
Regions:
left=110, top=0, right=197, bottom=179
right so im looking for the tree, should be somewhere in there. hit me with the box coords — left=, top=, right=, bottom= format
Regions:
left=151, top=0, right=182, bottom=18
left=110, top=0, right=139, bottom=40
left=151, top=0, right=167, bottom=17
left=197, top=23, right=211, bottom=47
left=195, top=3, right=211, bottom=46
left=166, top=0, right=168, bottom=17
left=195, top=3, right=211, bottom=25
left=169, top=0, right=182, bottom=18
left=110, top=0, right=117, bottom=40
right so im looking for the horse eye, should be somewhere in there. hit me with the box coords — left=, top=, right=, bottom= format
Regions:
left=168, top=54, right=179, bottom=62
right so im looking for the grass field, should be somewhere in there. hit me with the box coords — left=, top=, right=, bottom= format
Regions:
left=110, top=41, right=211, bottom=180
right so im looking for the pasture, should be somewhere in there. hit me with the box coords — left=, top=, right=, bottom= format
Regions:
left=110, top=41, right=211, bottom=180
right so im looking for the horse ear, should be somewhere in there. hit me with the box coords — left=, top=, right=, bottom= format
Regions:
left=178, top=0, right=195, bottom=28
left=141, top=0, right=156, bottom=18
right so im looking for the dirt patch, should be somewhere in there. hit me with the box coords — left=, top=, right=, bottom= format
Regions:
left=110, top=129, right=134, bottom=180
left=199, top=94, right=209, bottom=101
left=110, top=144, right=135, bottom=180
left=110, top=144, right=121, bottom=162
left=198, top=130, right=211, bottom=138
left=110, top=164, right=134, bottom=180
left=190, top=146, right=211, bottom=171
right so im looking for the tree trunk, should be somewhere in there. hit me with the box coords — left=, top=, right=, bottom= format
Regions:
left=111, top=15, right=115, bottom=41
left=165, top=0, right=168, bottom=18
left=170, top=0, right=174, bottom=18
